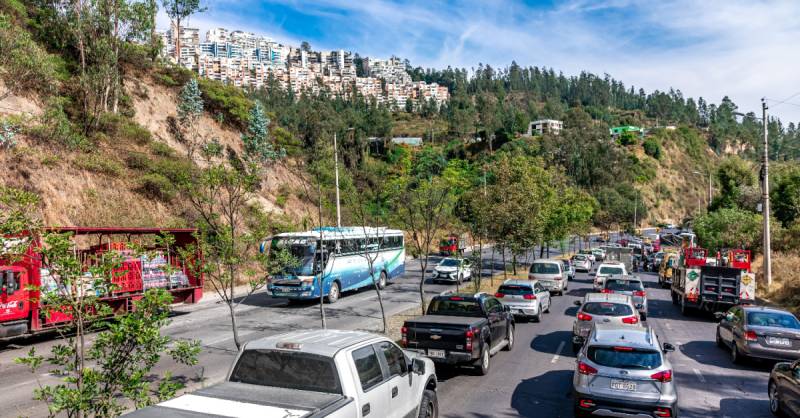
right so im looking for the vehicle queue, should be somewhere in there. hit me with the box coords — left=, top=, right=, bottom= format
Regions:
left=132, top=229, right=800, bottom=418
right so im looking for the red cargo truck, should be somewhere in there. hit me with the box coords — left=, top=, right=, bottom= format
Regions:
left=0, top=227, right=204, bottom=339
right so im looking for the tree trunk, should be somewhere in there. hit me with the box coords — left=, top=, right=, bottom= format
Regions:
left=112, top=0, right=120, bottom=114
left=501, top=246, right=507, bottom=280
left=229, top=301, right=241, bottom=349
left=371, top=266, right=387, bottom=333
left=490, top=246, right=495, bottom=285
left=539, top=242, right=544, bottom=258
left=512, top=253, right=517, bottom=275
left=419, top=254, right=428, bottom=315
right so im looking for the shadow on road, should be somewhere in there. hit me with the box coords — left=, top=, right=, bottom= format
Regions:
left=679, top=340, right=775, bottom=372
left=510, top=370, right=574, bottom=417
left=563, top=306, right=578, bottom=317
left=531, top=330, right=573, bottom=356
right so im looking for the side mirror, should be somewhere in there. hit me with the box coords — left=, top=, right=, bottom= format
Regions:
left=635, top=304, right=644, bottom=309
left=662, top=343, right=675, bottom=353
left=574, top=300, right=582, bottom=306
left=412, top=357, right=426, bottom=375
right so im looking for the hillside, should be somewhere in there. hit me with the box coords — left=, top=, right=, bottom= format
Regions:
left=0, top=74, right=313, bottom=228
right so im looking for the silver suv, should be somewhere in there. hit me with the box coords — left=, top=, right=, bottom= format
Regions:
left=573, top=324, right=678, bottom=418
left=602, top=275, right=649, bottom=320
left=572, top=293, right=641, bottom=353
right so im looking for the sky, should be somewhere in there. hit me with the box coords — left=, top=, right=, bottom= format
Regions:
left=159, top=0, right=800, bottom=123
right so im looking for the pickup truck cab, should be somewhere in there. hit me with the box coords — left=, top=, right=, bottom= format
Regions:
left=402, top=292, right=515, bottom=375
left=128, top=330, right=438, bottom=418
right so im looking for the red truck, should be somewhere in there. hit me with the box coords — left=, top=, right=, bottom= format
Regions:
left=0, top=227, right=204, bottom=339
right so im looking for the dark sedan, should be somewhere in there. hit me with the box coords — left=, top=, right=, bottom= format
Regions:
left=716, top=305, right=800, bottom=364
left=769, top=360, right=800, bottom=417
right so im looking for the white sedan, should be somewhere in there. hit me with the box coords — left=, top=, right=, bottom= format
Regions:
left=431, top=257, right=472, bottom=283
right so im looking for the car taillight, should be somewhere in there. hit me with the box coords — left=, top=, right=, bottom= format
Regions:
left=494, top=292, right=505, bottom=298
left=578, top=399, right=596, bottom=408
left=578, top=361, right=598, bottom=375
left=651, top=370, right=673, bottom=383
left=401, top=326, right=408, bottom=347
left=466, top=329, right=475, bottom=351
left=654, top=407, right=672, bottom=417
left=634, top=290, right=646, bottom=297
left=744, top=330, right=758, bottom=342
left=577, top=312, right=593, bottom=321
left=523, top=294, right=536, bottom=300
left=601, top=289, right=613, bottom=293
left=622, top=316, right=639, bottom=324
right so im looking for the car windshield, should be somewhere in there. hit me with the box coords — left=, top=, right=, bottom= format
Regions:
left=229, top=349, right=342, bottom=394
left=498, top=284, right=533, bottom=295
left=574, top=255, right=587, bottom=261
left=271, top=238, right=319, bottom=276
left=588, top=346, right=662, bottom=370
left=439, top=259, right=460, bottom=267
left=531, top=263, right=560, bottom=274
left=598, top=266, right=624, bottom=275
left=427, top=298, right=483, bottom=317
left=582, top=302, right=633, bottom=317
left=747, top=312, right=800, bottom=329
left=605, top=279, right=644, bottom=292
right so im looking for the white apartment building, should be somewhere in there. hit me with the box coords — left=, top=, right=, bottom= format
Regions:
left=527, top=119, right=564, bottom=136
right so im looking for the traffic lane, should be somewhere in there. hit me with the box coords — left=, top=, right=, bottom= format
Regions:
left=639, top=271, right=772, bottom=418
left=436, top=271, right=590, bottom=417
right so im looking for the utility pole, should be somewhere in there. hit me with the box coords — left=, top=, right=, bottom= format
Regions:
left=708, top=170, right=712, bottom=206
left=762, top=98, right=772, bottom=288
left=633, top=194, right=638, bottom=232
left=333, top=132, right=341, bottom=228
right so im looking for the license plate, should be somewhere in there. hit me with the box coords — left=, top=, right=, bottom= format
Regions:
left=767, top=337, right=791, bottom=347
left=610, top=380, right=637, bottom=392
left=427, top=349, right=446, bottom=358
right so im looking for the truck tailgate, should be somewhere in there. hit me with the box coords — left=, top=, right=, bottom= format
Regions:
left=701, top=266, right=741, bottom=304
left=125, top=382, right=352, bottom=418
left=405, top=315, right=478, bottom=349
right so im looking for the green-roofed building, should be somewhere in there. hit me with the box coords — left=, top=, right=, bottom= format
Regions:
left=610, top=125, right=645, bottom=137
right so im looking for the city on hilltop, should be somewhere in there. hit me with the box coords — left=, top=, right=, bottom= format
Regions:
left=158, top=25, right=450, bottom=109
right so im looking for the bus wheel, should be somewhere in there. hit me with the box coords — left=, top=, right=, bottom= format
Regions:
left=326, top=281, right=340, bottom=303
left=378, top=271, right=388, bottom=289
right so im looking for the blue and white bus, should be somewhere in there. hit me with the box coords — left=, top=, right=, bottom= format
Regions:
left=265, top=227, right=405, bottom=303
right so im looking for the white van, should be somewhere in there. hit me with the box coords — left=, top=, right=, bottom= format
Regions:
left=529, top=259, right=568, bottom=295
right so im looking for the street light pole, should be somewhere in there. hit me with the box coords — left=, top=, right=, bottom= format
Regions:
left=762, top=98, right=772, bottom=287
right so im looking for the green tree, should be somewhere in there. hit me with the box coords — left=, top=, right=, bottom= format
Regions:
left=710, top=156, right=755, bottom=211
left=242, top=101, right=284, bottom=162
left=772, top=169, right=800, bottom=227
left=162, top=0, right=205, bottom=60
left=694, top=207, right=763, bottom=252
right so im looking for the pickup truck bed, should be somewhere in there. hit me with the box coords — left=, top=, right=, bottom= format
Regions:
left=126, top=382, right=353, bottom=418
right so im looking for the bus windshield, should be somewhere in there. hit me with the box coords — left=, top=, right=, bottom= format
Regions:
left=272, top=238, right=320, bottom=276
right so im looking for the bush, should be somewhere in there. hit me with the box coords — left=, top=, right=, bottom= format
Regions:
left=149, top=141, right=174, bottom=157
left=75, top=154, right=124, bottom=177
left=154, top=65, right=193, bottom=87
left=642, top=137, right=662, bottom=160
left=0, top=0, right=27, bottom=21
left=27, top=99, right=90, bottom=150
left=150, top=158, right=193, bottom=185
left=125, top=152, right=152, bottom=171
left=618, top=131, right=639, bottom=146
left=0, top=13, right=58, bottom=97
left=197, top=78, right=253, bottom=129
left=138, top=173, right=176, bottom=201
left=98, top=113, right=151, bottom=145
left=694, top=208, right=763, bottom=252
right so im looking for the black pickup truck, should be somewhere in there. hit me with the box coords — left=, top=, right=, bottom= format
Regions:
left=402, top=292, right=515, bottom=375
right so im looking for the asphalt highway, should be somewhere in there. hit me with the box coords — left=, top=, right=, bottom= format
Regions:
left=0, top=230, right=774, bottom=418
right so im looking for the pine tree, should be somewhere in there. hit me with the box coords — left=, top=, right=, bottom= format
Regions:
left=178, top=78, right=203, bottom=126
left=242, top=101, right=283, bottom=163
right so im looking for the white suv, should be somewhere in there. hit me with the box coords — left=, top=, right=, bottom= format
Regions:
left=592, top=261, right=627, bottom=290
left=529, top=259, right=568, bottom=295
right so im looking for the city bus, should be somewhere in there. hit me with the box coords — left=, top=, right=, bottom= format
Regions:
left=265, top=227, right=405, bottom=303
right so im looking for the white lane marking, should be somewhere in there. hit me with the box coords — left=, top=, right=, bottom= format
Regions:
left=551, top=341, right=566, bottom=364
left=693, top=368, right=706, bottom=383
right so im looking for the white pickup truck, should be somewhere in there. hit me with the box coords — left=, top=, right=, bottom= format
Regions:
left=127, top=329, right=439, bottom=418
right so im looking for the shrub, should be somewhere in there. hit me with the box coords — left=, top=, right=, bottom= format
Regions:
left=28, top=99, right=90, bottom=150
left=150, top=158, right=193, bottom=184
left=0, top=0, right=26, bottom=21
left=98, top=113, right=151, bottom=145
left=618, top=131, right=639, bottom=146
left=154, top=65, right=193, bottom=87
left=0, top=13, right=58, bottom=97
left=125, top=152, right=152, bottom=171
left=75, top=154, right=124, bottom=177
left=149, top=141, right=174, bottom=157
left=138, top=173, right=176, bottom=201
left=643, top=137, right=662, bottom=160
left=197, top=77, right=253, bottom=129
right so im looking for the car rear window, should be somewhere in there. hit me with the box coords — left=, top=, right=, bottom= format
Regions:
left=605, top=279, right=644, bottom=292
left=573, top=255, right=587, bottom=261
left=427, top=298, right=483, bottom=317
left=498, top=285, right=533, bottom=295
left=747, top=312, right=800, bottom=329
left=598, top=266, right=624, bottom=275
left=587, top=346, right=662, bottom=370
left=582, top=302, right=633, bottom=316
left=229, top=349, right=342, bottom=394
left=531, top=263, right=560, bottom=274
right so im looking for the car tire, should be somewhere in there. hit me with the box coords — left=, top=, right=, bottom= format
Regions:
left=532, top=309, right=541, bottom=323
left=572, top=341, right=582, bottom=354
left=769, top=380, right=785, bottom=417
left=504, top=326, right=514, bottom=351
left=417, top=389, right=439, bottom=418
left=716, top=328, right=726, bottom=349
left=640, top=312, right=647, bottom=321
left=377, top=271, right=388, bottom=290
left=544, top=301, right=550, bottom=313
left=325, top=281, right=340, bottom=304
left=476, top=346, right=490, bottom=375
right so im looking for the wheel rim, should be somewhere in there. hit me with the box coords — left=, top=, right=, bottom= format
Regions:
left=482, top=349, right=489, bottom=370
left=508, top=328, right=514, bottom=347
left=731, top=345, right=737, bottom=362
left=330, top=284, right=339, bottom=300
left=380, top=273, right=387, bottom=287
left=424, top=400, right=434, bottom=418
left=770, top=383, right=780, bottom=412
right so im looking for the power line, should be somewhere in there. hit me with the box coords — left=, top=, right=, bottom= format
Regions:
left=768, top=92, right=800, bottom=108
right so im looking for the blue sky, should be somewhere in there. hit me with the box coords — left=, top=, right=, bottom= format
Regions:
left=160, top=0, right=800, bottom=122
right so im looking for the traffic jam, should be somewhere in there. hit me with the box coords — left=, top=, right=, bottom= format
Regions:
left=2, top=227, right=799, bottom=418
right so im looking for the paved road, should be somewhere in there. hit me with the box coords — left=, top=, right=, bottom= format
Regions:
left=434, top=269, right=774, bottom=418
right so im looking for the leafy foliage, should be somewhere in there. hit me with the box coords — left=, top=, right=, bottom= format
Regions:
left=694, top=207, right=763, bottom=252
